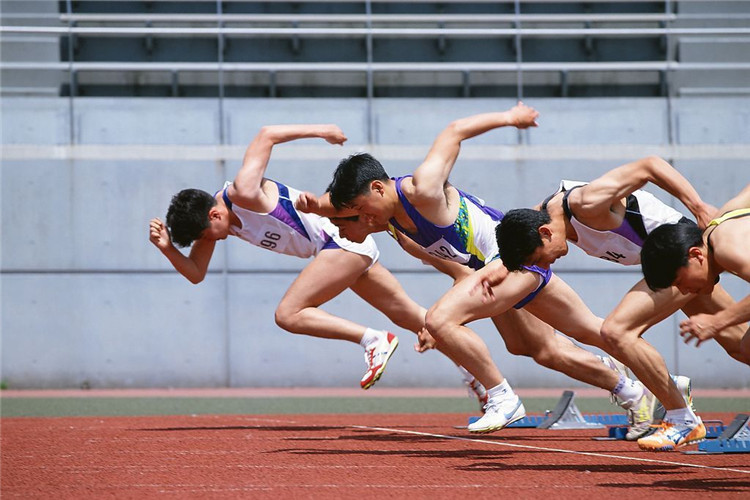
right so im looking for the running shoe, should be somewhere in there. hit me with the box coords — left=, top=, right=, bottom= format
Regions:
left=360, top=332, right=399, bottom=390
left=466, top=377, right=489, bottom=412
left=467, top=395, right=526, bottom=433
left=637, top=418, right=706, bottom=451
left=625, top=383, right=657, bottom=441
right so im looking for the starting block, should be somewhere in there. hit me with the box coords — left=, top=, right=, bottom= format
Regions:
left=684, top=414, right=750, bottom=454
left=467, top=390, right=627, bottom=430
left=593, top=405, right=667, bottom=441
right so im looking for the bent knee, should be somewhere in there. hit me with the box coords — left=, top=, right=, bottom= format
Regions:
left=425, top=305, right=456, bottom=340
left=274, top=304, right=299, bottom=333
left=530, top=346, right=558, bottom=368
left=600, top=320, right=637, bottom=352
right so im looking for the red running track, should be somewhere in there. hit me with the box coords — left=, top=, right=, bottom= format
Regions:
left=2, top=412, right=749, bottom=499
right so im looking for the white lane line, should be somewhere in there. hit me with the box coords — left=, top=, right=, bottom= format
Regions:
left=351, top=425, right=750, bottom=475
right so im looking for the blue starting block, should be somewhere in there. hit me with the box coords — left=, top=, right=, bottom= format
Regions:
left=684, top=414, right=750, bottom=455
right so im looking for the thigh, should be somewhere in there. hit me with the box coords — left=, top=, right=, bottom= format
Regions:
left=491, top=307, right=557, bottom=355
left=279, top=248, right=371, bottom=309
left=682, top=284, right=747, bottom=352
left=349, top=262, right=426, bottom=327
left=523, top=274, right=604, bottom=345
left=605, top=278, right=692, bottom=335
left=432, top=263, right=543, bottom=325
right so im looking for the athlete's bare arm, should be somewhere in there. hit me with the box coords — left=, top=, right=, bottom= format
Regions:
left=149, top=218, right=216, bottom=284
left=230, top=124, right=346, bottom=213
left=569, top=156, right=717, bottom=228
left=406, top=102, right=539, bottom=222
left=295, top=191, right=357, bottom=219
left=716, top=183, right=750, bottom=215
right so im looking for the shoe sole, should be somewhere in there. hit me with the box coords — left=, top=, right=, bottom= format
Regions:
left=361, top=337, right=399, bottom=390
left=638, top=426, right=707, bottom=451
left=468, top=412, right=526, bottom=434
left=638, top=437, right=706, bottom=452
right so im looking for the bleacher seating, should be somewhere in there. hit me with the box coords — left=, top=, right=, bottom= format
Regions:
left=1, top=0, right=748, bottom=98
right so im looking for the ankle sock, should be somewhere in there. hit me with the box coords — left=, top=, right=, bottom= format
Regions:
left=612, top=374, right=643, bottom=407
left=359, top=328, right=382, bottom=349
left=487, top=379, right=514, bottom=401
left=665, top=407, right=698, bottom=425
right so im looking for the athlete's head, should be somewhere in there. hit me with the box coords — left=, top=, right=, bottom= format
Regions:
left=328, top=215, right=373, bottom=244
left=496, top=208, right=567, bottom=271
left=166, top=188, right=227, bottom=247
left=328, top=153, right=391, bottom=224
left=641, top=222, right=713, bottom=294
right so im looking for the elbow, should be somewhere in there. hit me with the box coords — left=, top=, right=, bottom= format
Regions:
left=187, top=274, right=205, bottom=285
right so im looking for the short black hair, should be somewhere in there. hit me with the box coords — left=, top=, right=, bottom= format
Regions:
left=166, top=188, right=217, bottom=247
left=327, top=153, right=389, bottom=210
left=641, top=221, right=703, bottom=290
left=496, top=208, right=551, bottom=271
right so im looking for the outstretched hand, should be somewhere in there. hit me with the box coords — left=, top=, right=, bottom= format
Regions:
left=508, top=101, right=540, bottom=129
left=695, top=202, right=720, bottom=230
left=468, top=261, right=510, bottom=303
left=149, top=218, right=173, bottom=251
left=415, top=327, right=438, bottom=353
left=294, top=191, right=322, bottom=214
left=679, top=313, right=720, bottom=347
left=322, top=125, right=347, bottom=146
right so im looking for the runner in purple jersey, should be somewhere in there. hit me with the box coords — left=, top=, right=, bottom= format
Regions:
left=299, top=103, right=652, bottom=435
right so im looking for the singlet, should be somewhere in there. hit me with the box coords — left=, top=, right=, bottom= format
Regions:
left=706, top=208, right=750, bottom=252
left=387, top=176, right=504, bottom=271
left=386, top=176, right=552, bottom=309
left=221, top=180, right=379, bottom=261
left=543, top=180, right=687, bottom=266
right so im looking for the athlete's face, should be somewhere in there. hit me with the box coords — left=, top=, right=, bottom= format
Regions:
left=329, top=216, right=372, bottom=243
left=347, top=183, right=391, bottom=225
left=201, top=207, right=231, bottom=241
left=525, top=225, right=568, bottom=269
left=673, top=248, right=714, bottom=295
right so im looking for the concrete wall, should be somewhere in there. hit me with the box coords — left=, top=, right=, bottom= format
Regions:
left=2, top=97, right=749, bottom=389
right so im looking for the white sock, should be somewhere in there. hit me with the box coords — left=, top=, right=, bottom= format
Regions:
left=487, top=379, right=515, bottom=401
left=665, top=407, right=698, bottom=425
left=359, top=328, right=382, bottom=349
left=611, top=374, right=643, bottom=407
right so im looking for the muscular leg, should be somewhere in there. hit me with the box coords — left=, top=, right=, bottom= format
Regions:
left=348, top=261, right=426, bottom=334
left=600, top=279, right=693, bottom=410
left=426, top=263, right=621, bottom=393
left=425, top=263, right=540, bottom=388
left=509, top=275, right=621, bottom=392
left=274, top=248, right=373, bottom=343
left=681, top=284, right=750, bottom=364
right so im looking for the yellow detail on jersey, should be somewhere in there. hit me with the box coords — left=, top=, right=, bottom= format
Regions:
left=454, top=197, right=485, bottom=263
left=709, top=208, right=750, bottom=227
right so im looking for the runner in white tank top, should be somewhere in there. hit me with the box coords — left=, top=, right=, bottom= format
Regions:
left=149, top=124, right=487, bottom=400
left=494, top=156, right=746, bottom=451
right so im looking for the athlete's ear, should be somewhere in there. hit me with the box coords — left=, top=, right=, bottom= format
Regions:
left=539, top=225, right=553, bottom=241
left=688, top=246, right=706, bottom=264
left=370, top=180, right=385, bottom=196
left=208, top=206, right=222, bottom=221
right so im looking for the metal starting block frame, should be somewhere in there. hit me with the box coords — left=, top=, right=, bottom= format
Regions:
left=684, top=414, right=750, bottom=454
left=466, top=390, right=628, bottom=430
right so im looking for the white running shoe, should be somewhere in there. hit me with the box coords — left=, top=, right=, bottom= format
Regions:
left=360, top=332, right=399, bottom=390
left=625, top=383, right=657, bottom=441
left=467, top=395, right=526, bottom=433
left=466, top=377, right=489, bottom=412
